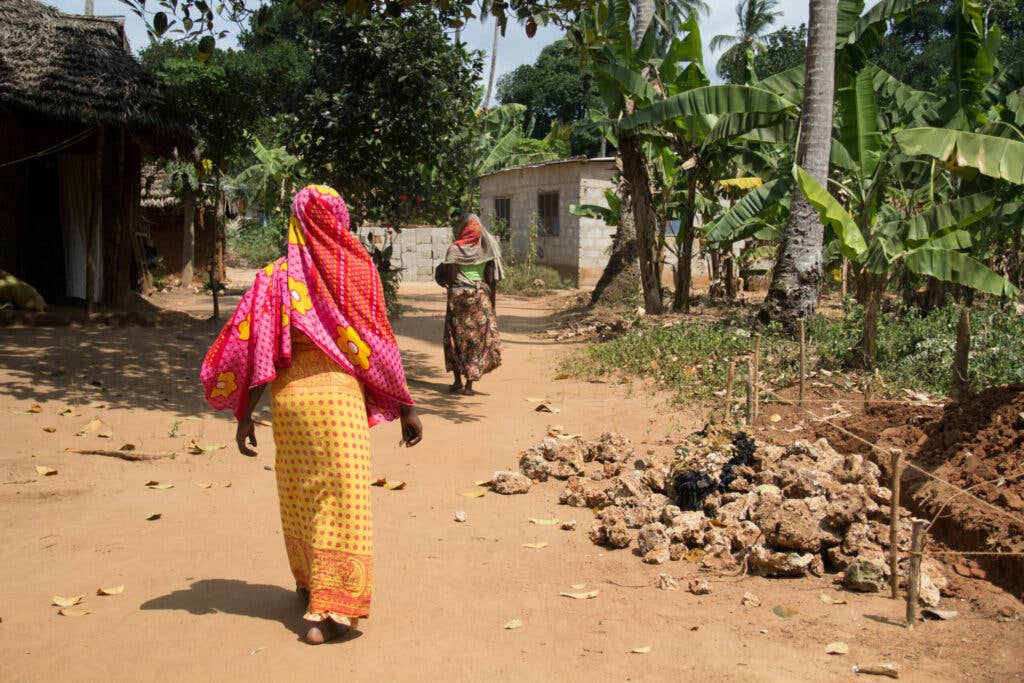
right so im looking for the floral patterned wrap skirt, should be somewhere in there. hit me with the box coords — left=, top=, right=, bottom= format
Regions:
left=443, top=283, right=501, bottom=381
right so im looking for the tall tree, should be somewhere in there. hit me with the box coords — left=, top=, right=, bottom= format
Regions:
left=483, top=21, right=501, bottom=109
left=711, top=0, right=784, bottom=79
left=759, top=0, right=840, bottom=327
left=719, top=23, right=807, bottom=83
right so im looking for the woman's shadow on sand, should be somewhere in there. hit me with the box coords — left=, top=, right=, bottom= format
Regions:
left=139, top=579, right=362, bottom=644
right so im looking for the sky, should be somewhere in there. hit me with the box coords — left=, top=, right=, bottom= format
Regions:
left=43, top=0, right=810, bottom=94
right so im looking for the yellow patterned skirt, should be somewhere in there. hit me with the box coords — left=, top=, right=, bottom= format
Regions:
left=270, top=335, right=373, bottom=623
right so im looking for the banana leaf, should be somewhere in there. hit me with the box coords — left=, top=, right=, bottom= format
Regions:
left=838, top=68, right=883, bottom=178
left=793, top=165, right=868, bottom=259
left=705, top=177, right=791, bottom=246
left=875, top=193, right=994, bottom=241
left=618, top=85, right=796, bottom=132
left=894, top=128, right=1024, bottom=183
left=904, top=248, right=1019, bottom=296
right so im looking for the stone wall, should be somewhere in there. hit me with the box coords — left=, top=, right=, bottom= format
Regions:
left=356, top=225, right=452, bottom=282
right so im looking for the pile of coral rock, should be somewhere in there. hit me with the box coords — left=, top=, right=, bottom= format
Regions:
left=501, top=426, right=947, bottom=605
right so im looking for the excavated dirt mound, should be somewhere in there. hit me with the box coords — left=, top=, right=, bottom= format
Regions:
left=802, top=385, right=1024, bottom=600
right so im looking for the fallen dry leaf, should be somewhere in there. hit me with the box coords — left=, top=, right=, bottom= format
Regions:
left=145, top=512, right=162, bottom=521
left=459, top=489, right=486, bottom=498
left=145, top=481, right=174, bottom=490
left=560, top=591, right=598, bottom=600
left=524, top=397, right=549, bottom=403
left=52, top=595, right=85, bottom=608
left=119, top=444, right=136, bottom=452
left=215, top=482, right=232, bottom=488
left=819, top=593, right=847, bottom=605
left=372, top=477, right=388, bottom=487
left=685, top=548, right=705, bottom=563
left=96, top=586, right=124, bottom=596
left=59, top=608, right=91, bottom=617
left=534, top=403, right=560, bottom=413
left=503, top=619, right=523, bottom=630
left=187, top=440, right=226, bottom=454
left=35, top=466, right=58, bottom=476
left=529, top=518, right=559, bottom=526
left=769, top=414, right=782, bottom=423
left=825, top=642, right=850, bottom=655
left=43, top=426, right=56, bottom=433
left=98, top=429, right=114, bottom=439
left=59, top=407, right=77, bottom=417
left=629, top=646, right=652, bottom=654
left=76, top=418, right=106, bottom=436
left=197, top=483, right=213, bottom=489
left=851, top=663, right=899, bottom=678
left=521, top=542, right=548, bottom=549
left=473, top=479, right=494, bottom=487
left=27, top=404, right=43, bottom=414
left=384, top=481, right=407, bottom=491
left=571, top=583, right=587, bottom=590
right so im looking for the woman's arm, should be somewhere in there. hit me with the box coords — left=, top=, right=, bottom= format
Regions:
left=399, top=404, right=423, bottom=447
left=485, top=261, right=497, bottom=312
left=235, top=384, right=267, bottom=456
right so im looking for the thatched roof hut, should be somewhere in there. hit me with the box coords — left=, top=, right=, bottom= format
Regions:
left=0, top=0, right=189, bottom=310
left=0, top=0, right=186, bottom=142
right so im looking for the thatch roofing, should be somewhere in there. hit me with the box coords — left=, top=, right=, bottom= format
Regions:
left=0, top=0, right=187, bottom=141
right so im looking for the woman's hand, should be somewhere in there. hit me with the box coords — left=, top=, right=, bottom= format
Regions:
left=236, top=415, right=258, bottom=457
left=399, top=405, right=423, bottom=447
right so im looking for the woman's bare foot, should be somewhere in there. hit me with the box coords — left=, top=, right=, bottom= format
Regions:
left=461, top=382, right=475, bottom=396
left=449, top=382, right=464, bottom=393
left=305, top=617, right=359, bottom=645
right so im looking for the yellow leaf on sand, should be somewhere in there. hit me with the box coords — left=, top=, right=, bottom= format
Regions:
left=384, top=481, right=407, bottom=491
left=36, top=466, right=58, bottom=476
left=529, top=518, right=559, bottom=526
left=535, top=403, right=560, bottom=413
left=27, top=404, right=43, bottom=413
left=521, top=542, right=548, bottom=549
left=77, top=418, right=106, bottom=436
left=459, top=489, right=486, bottom=498
left=59, top=608, right=91, bottom=617
left=98, top=429, right=114, bottom=439
left=59, top=407, right=76, bottom=417
left=560, top=591, right=598, bottom=600
left=43, top=426, right=56, bottom=433
left=524, top=398, right=549, bottom=403
left=630, top=646, right=652, bottom=654
left=197, top=483, right=213, bottom=489
left=97, top=586, right=124, bottom=596
left=372, top=477, right=388, bottom=487
left=215, top=482, right=232, bottom=488
left=53, top=595, right=85, bottom=607
left=770, top=414, right=782, bottom=423
left=473, top=479, right=493, bottom=487
left=120, top=444, right=136, bottom=452
left=825, top=642, right=849, bottom=655
left=145, top=512, right=161, bottom=521
left=145, top=481, right=174, bottom=490
left=685, top=548, right=705, bottom=563
left=503, top=619, right=523, bottom=630
left=571, top=583, right=587, bottom=590
left=819, top=593, right=847, bottom=605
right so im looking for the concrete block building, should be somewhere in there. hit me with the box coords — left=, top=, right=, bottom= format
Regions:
left=478, top=157, right=618, bottom=286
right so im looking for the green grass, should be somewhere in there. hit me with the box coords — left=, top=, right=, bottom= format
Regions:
left=498, top=263, right=569, bottom=297
left=559, top=300, right=1024, bottom=403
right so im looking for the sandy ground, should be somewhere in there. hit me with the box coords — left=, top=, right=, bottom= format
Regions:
left=1, top=281, right=1021, bottom=682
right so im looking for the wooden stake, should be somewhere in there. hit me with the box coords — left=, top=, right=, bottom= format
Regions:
left=67, top=449, right=171, bottom=462
left=889, top=448, right=903, bottom=600
left=951, top=307, right=971, bottom=401
left=752, top=333, right=762, bottom=422
left=745, top=361, right=754, bottom=427
left=906, top=519, right=925, bottom=629
left=864, top=381, right=872, bottom=411
left=798, top=319, right=806, bottom=404
left=725, top=361, right=736, bottom=422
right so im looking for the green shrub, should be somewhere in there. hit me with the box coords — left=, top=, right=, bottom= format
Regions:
left=559, top=300, right=1024, bottom=402
left=498, top=263, right=568, bottom=296
left=228, top=216, right=287, bottom=267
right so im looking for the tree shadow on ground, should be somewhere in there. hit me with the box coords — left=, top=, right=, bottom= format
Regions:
left=0, top=319, right=223, bottom=417
left=139, top=578, right=363, bottom=644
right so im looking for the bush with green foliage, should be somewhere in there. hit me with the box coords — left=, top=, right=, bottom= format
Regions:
left=498, top=264, right=567, bottom=297
left=228, top=217, right=288, bottom=268
left=560, top=300, right=1024, bottom=403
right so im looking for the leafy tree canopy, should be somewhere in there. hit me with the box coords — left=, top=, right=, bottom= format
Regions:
left=294, top=7, right=484, bottom=225
left=718, top=23, right=807, bottom=84
left=496, top=39, right=605, bottom=156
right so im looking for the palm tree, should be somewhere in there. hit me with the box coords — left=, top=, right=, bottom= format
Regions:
left=759, top=0, right=839, bottom=328
left=711, top=0, right=783, bottom=79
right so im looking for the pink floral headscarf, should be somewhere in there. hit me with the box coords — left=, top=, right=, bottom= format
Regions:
left=201, top=185, right=413, bottom=426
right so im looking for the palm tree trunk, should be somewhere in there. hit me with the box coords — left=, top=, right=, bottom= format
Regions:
left=483, top=22, right=500, bottom=110
left=759, top=0, right=839, bottom=329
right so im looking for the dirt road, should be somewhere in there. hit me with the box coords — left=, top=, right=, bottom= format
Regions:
left=1, top=283, right=1020, bottom=681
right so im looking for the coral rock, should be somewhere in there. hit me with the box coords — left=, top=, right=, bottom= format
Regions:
left=492, top=471, right=532, bottom=495
left=747, top=544, right=814, bottom=577
left=637, top=522, right=670, bottom=556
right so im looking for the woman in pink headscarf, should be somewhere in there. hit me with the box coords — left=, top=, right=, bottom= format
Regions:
left=202, top=185, right=422, bottom=644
